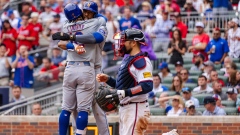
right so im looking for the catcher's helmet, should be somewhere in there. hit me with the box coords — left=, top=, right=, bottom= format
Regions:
left=113, top=28, right=145, bottom=59
left=83, top=1, right=98, bottom=14
left=64, top=3, right=83, bottom=21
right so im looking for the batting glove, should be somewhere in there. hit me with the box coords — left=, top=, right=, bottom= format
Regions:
left=52, top=32, right=76, bottom=41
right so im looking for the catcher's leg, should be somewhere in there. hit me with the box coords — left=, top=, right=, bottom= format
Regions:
left=92, top=68, right=110, bottom=135
left=59, top=67, right=77, bottom=135
left=76, top=66, right=95, bottom=135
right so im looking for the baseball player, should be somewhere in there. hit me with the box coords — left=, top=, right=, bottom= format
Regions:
left=52, top=3, right=109, bottom=135
left=96, top=28, right=153, bottom=135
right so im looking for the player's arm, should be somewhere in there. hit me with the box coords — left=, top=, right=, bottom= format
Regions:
left=124, top=57, right=153, bottom=97
left=96, top=74, right=116, bottom=88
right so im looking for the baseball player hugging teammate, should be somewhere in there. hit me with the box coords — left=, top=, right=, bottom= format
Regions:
left=96, top=29, right=153, bottom=135
left=52, top=2, right=109, bottom=135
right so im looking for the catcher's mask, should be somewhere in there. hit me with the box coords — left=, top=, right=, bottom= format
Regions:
left=112, top=28, right=146, bottom=60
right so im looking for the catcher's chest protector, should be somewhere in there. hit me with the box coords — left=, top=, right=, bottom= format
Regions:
left=116, top=52, right=147, bottom=89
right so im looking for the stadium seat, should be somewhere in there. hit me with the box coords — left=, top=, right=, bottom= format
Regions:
left=189, top=70, right=202, bottom=76
left=156, top=92, right=161, bottom=98
left=162, top=83, right=172, bottom=89
left=184, top=59, right=192, bottom=64
left=168, top=64, right=175, bottom=71
left=195, top=107, right=205, bottom=113
left=162, top=77, right=173, bottom=84
left=183, top=64, right=193, bottom=70
left=150, top=108, right=165, bottom=115
left=148, top=99, right=154, bottom=106
left=188, top=76, right=199, bottom=83
left=184, top=83, right=198, bottom=90
left=238, top=94, right=240, bottom=98
left=167, top=91, right=177, bottom=96
left=222, top=87, right=228, bottom=93
left=218, top=76, right=228, bottom=84
left=232, top=58, right=239, bottom=63
left=236, top=63, right=240, bottom=70
left=224, top=107, right=238, bottom=115
left=221, top=100, right=236, bottom=107
left=217, top=70, right=225, bottom=76
left=153, top=70, right=159, bottom=75
left=193, top=94, right=213, bottom=105
left=214, top=64, right=222, bottom=70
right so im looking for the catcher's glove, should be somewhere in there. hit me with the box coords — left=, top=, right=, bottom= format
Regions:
left=95, top=85, right=120, bottom=112
left=52, top=32, right=75, bottom=41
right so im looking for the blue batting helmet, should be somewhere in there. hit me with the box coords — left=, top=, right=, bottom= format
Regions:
left=64, top=3, right=83, bottom=21
left=83, top=1, right=98, bottom=14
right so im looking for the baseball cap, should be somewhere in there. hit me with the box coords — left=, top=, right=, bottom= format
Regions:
left=31, top=12, right=39, bottom=18
left=175, top=61, right=183, bottom=66
left=53, top=14, right=61, bottom=18
left=212, top=94, right=221, bottom=101
left=203, top=61, right=214, bottom=67
left=185, top=100, right=195, bottom=108
left=232, top=18, right=239, bottom=25
left=195, top=22, right=204, bottom=28
left=7, top=9, right=14, bottom=17
left=226, top=88, right=238, bottom=94
left=203, top=96, right=216, bottom=105
left=174, top=12, right=181, bottom=17
left=149, top=14, right=156, bottom=19
left=195, top=52, right=205, bottom=60
left=182, top=87, right=191, bottom=93
left=158, top=62, right=168, bottom=70
left=186, top=0, right=192, bottom=3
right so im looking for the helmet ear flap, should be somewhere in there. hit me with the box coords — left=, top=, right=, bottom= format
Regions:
left=64, top=3, right=83, bottom=21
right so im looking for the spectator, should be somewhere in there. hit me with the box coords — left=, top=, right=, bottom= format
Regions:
left=190, top=52, right=205, bottom=71
left=54, top=0, right=64, bottom=14
left=25, top=0, right=38, bottom=12
left=47, top=14, right=62, bottom=58
left=193, top=75, right=213, bottom=94
left=39, top=4, right=56, bottom=26
left=182, top=0, right=198, bottom=16
left=21, top=2, right=32, bottom=17
left=138, top=1, right=152, bottom=16
left=17, top=14, right=35, bottom=50
left=51, top=47, right=65, bottom=66
left=11, top=45, right=34, bottom=88
left=167, top=95, right=184, bottom=116
left=119, top=7, right=141, bottom=31
left=158, top=92, right=172, bottom=113
left=0, top=20, right=18, bottom=57
left=160, top=0, right=181, bottom=14
left=119, top=0, right=135, bottom=13
left=170, top=76, right=183, bottom=94
left=38, top=57, right=59, bottom=82
left=39, top=0, right=47, bottom=13
left=1, top=8, right=20, bottom=21
left=180, top=68, right=194, bottom=84
left=202, top=96, right=226, bottom=116
left=33, top=53, right=43, bottom=77
left=227, top=18, right=240, bottom=58
left=202, top=61, right=215, bottom=80
left=102, top=0, right=120, bottom=17
left=182, top=87, right=200, bottom=107
left=202, top=0, right=211, bottom=13
left=172, top=12, right=188, bottom=39
left=10, top=86, right=25, bottom=102
left=227, top=70, right=238, bottom=88
left=30, top=12, right=45, bottom=50
left=174, top=61, right=183, bottom=76
left=212, top=81, right=228, bottom=100
left=145, top=14, right=156, bottom=38
left=151, top=11, right=173, bottom=52
left=205, top=28, right=229, bottom=64
left=192, top=0, right=204, bottom=13
left=158, top=62, right=173, bottom=80
left=32, top=103, right=42, bottom=116
left=212, top=94, right=225, bottom=108
left=212, top=0, right=228, bottom=15
left=220, top=56, right=232, bottom=75
left=48, top=0, right=58, bottom=9
left=7, top=9, right=21, bottom=30
left=209, top=70, right=225, bottom=86
left=168, top=29, right=187, bottom=64
left=225, top=63, right=237, bottom=77
left=226, top=88, right=240, bottom=109
left=180, top=100, right=202, bottom=115
left=153, top=74, right=168, bottom=93
left=236, top=71, right=240, bottom=91
left=188, top=22, right=209, bottom=63
left=0, top=44, right=11, bottom=86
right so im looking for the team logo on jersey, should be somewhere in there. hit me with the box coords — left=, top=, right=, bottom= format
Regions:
left=143, top=72, right=152, bottom=78
left=72, top=13, right=76, bottom=18
left=98, top=29, right=107, bottom=37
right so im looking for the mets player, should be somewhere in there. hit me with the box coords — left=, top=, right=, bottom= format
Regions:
left=53, top=3, right=109, bottom=135
left=96, top=28, right=153, bottom=135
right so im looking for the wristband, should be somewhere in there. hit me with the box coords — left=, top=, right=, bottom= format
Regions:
left=70, top=35, right=76, bottom=41
left=66, top=42, right=74, bottom=49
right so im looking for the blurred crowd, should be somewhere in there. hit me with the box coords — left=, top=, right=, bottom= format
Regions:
left=0, top=0, right=240, bottom=115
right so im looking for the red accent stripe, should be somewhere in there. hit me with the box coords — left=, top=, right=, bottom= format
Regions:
left=131, top=104, right=138, bottom=135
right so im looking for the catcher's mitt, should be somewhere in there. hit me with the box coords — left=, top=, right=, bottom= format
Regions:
left=95, top=85, right=120, bottom=112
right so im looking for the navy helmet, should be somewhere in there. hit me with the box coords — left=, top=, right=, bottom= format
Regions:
left=64, top=3, right=83, bottom=21
left=83, top=1, right=98, bottom=14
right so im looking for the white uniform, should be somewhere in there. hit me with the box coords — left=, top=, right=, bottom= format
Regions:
left=228, top=28, right=240, bottom=58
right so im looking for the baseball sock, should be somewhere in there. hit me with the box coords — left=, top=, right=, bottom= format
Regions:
left=59, top=110, right=71, bottom=135
left=76, top=111, right=88, bottom=135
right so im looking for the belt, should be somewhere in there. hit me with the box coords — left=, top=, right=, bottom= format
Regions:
left=0, top=76, right=9, bottom=79
left=120, top=100, right=148, bottom=107
left=67, top=61, right=91, bottom=66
